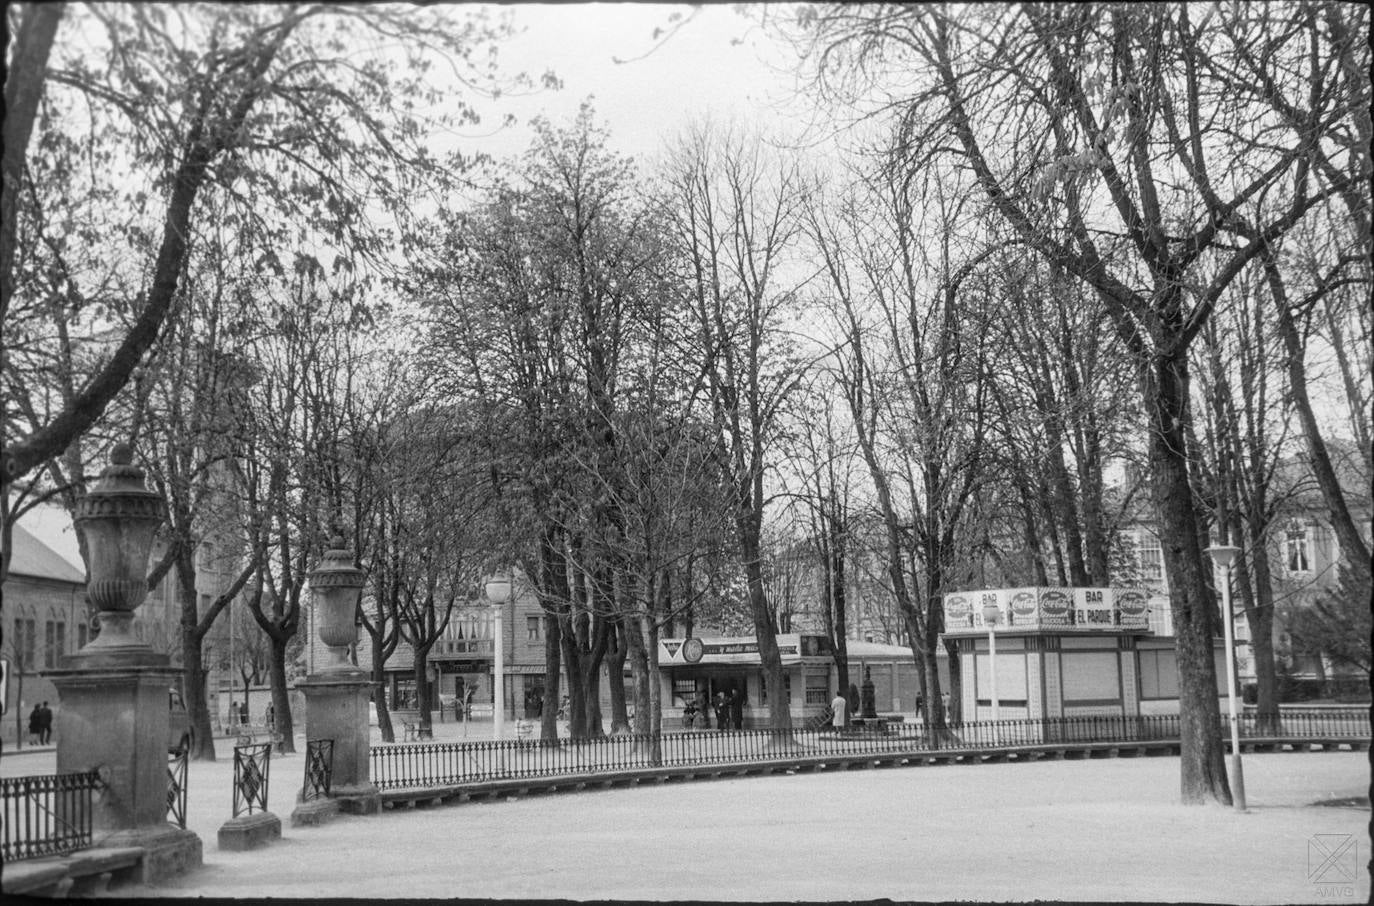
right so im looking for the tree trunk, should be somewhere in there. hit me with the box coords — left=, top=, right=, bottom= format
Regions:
left=181, top=614, right=216, bottom=761
left=1240, top=529, right=1281, bottom=734
left=606, top=620, right=631, bottom=735
left=371, top=631, right=395, bottom=743
left=638, top=611, right=663, bottom=765
left=1, top=3, right=64, bottom=325
left=267, top=636, right=294, bottom=753
left=1148, top=352, right=1232, bottom=805
left=540, top=611, right=562, bottom=744
left=625, top=612, right=652, bottom=736
left=741, top=524, right=790, bottom=736
left=1271, top=272, right=1373, bottom=593
left=412, top=648, right=431, bottom=739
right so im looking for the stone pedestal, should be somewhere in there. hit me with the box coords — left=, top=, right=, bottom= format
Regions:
left=46, top=655, right=203, bottom=883
left=292, top=671, right=379, bottom=817
left=217, top=812, right=282, bottom=851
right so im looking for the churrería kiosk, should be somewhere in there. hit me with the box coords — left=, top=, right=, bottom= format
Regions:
left=941, top=587, right=1227, bottom=728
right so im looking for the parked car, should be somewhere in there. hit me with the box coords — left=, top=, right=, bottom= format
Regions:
left=168, top=687, right=194, bottom=753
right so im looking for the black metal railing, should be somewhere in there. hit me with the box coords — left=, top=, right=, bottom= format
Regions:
left=232, top=742, right=272, bottom=818
left=369, top=709, right=1370, bottom=792
left=167, top=742, right=189, bottom=829
left=1, top=771, right=100, bottom=862
left=301, top=738, right=334, bottom=802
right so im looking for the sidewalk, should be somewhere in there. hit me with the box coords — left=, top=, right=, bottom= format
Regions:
left=109, top=751, right=1374, bottom=902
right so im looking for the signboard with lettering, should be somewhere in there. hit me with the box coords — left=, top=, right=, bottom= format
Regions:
left=658, top=635, right=804, bottom=665
left=1113, top=588, right=1150, bottom=629
left=1037, top=588, right=1073, bottom=628
left=943, top=593, right=975, bottom=631
left=942, top=587, right=1156, bottom=635
left=1073, top=588, right=1115, bottom=628
left=1006, top=588, right=1040, bottom=627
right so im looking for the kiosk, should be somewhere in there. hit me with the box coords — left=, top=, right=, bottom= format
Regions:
left=941, top=587, right=1227, bottom=733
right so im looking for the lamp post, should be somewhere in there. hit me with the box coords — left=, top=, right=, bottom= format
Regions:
left=484, top=573, right=512, bottom=741
left=981, top=601, right=1001, bottom=740
left=1205, top=541, right=1246, bottom=811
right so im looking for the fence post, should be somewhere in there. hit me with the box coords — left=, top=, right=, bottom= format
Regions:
left=218, top=742, right=281, bottom=851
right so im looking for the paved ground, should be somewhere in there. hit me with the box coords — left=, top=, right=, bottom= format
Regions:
left=4, top=742, right=1367, bottom=902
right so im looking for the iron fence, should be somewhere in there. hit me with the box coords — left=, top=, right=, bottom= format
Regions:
left=370, top=709, right=1370, bottom=791
left=232, top=741, right=272, bottom=818
left=167, top=742, right=189, bottom=828
left=301, top=739, right=334, bottom=803
left=1, top=771, right=100, bottom=862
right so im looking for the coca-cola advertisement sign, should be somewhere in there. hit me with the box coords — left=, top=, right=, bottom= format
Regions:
left=1009, top=589, right=1038, bottom=626
left=1039, top=588, right=1072, bottom=626
left=1114, top=588, right=1149, bottom=629
left=943, top=594, right=974, bottom=630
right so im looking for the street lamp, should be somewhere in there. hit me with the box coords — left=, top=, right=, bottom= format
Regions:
left=981, top=601, right=1001, bottom=734
left=484, top=573, right=511, bottom=741
left=1205, top=541, right=1246, bottom=811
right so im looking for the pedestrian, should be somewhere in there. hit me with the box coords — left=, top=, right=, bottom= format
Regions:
left=28, top=703, right=42, bottom=745
left=830, top=689, right=848, bottom=733
left=266, top=703, right=275, bottom=730
left=239, top=701, right=249, bottom=725
left=729, top=685, right=744, bottom=730
left=38, top=701, right=53, bottom=744
left=713, top=691, right=729, bottom=731
left=697, top=689, right=711, bottom=729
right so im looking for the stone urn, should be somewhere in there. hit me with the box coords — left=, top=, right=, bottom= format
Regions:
left=309, top=536, right=365, bottom=673
left=72, top=442, right=166, bottom=654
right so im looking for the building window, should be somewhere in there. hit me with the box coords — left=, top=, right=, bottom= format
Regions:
left=14, top=618, right=38, bottom=668
left=804, top=673, right=829, bottom=705
left=78, top=623, right=89, bottom=648
left=1285, top=524, right=1311, bottom=574
left=1137, top=531, right=1164, bottom=583
left=44, top=620, right=66, bottom=668
left=526, top=616, right=541, bottom=641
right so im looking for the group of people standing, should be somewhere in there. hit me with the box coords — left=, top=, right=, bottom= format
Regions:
left=711, top=686, right=745, bottom=731
left=27, top=701, right=54, bottom=745
left=681, top=686, right=745, bottom=730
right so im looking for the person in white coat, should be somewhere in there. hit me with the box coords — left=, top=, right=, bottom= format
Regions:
left=830, top=691, right=847, bottom=732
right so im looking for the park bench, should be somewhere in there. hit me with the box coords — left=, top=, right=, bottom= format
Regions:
left=233, top=722, right=285, bottom=749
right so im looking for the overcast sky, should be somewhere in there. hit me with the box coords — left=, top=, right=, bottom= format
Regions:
left=456, top=4, right=814, bottom=166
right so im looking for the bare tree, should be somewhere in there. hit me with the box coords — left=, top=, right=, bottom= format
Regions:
left=664, top=122, right=810, bottom=734
left=797, top=2, right=1362, bottom=804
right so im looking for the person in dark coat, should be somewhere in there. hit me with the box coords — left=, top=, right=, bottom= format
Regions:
left=713, top=691, right=729, bottom=731
left=729, top=685, right=744, bottom=730
left=38, top=702, right=53, bottom=744
left=28, top=704, right=42, bottom=744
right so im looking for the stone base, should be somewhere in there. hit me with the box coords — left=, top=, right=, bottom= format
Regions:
left=101, top=824, right=202, bottom=884
left=217, top=811, right=281, bottom=851
left=334, top=783, right=381, bottom=815
left=290, top=797, right=341, bottom=827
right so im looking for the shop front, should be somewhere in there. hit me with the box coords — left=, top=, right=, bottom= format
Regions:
left=941, top=587, right=1228, bottom=730
left=656, top=634, right=935, bottom=729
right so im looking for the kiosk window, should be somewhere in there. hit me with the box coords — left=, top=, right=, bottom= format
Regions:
left=1138, top=649, right=1179, bottom=699
left=805, top=674, right=829, bottom=705
left=1060, top=651, right=1120, bottom=703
